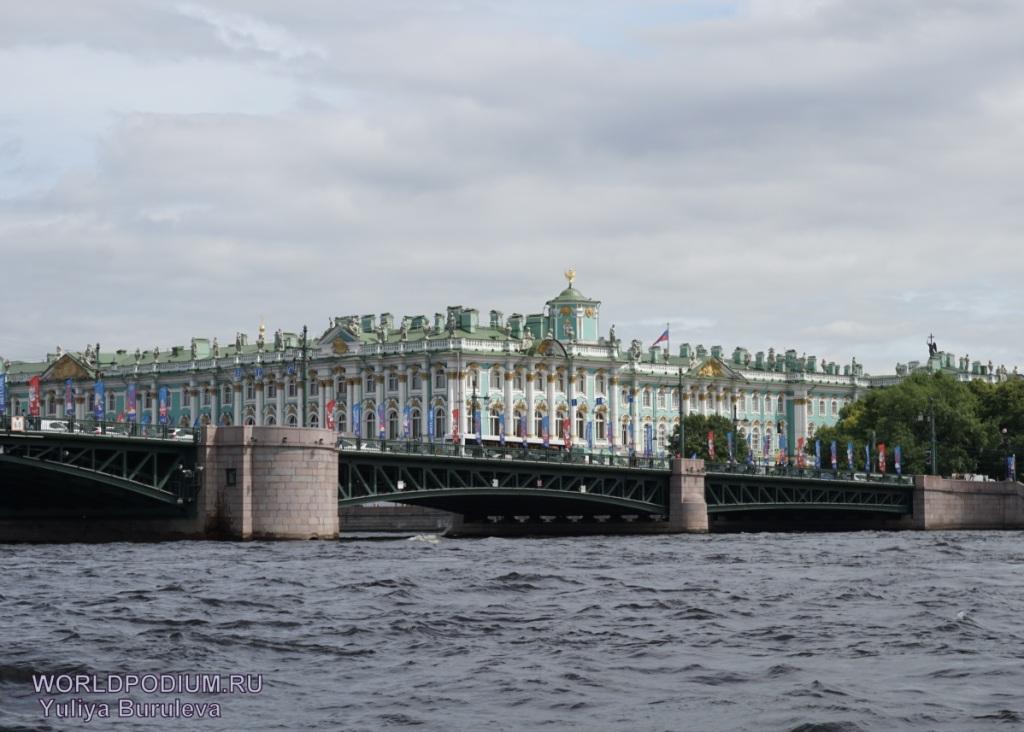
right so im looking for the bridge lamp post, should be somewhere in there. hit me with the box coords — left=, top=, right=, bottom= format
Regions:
left=677, top=368, right=685, bottom=460
left=917, top=398, right=937, bottom=475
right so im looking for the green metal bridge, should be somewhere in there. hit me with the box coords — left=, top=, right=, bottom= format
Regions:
left=0, top=423, right=199, bottom=518
left=337, top=440, right=915, bottom=522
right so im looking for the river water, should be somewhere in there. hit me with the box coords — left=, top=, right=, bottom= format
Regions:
left=1, top=531, right=1023, bottom=731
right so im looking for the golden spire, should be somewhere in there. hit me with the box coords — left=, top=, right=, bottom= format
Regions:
left=258, top=316, right=266, bottom=340
left=564, top=268, right=576, bottom=289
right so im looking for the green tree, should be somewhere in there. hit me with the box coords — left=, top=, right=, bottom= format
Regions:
left=669, top=414, right=748, bottom=462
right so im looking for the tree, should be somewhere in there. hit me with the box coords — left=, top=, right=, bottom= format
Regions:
left=669, top=414, right=749, bottom=462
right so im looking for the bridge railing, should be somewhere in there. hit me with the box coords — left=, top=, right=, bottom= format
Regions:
left=707, top=461, right=914, bottom=485
left=0, top=414, right=196, bottom=442
left=337, top=437, right=670, bottom=470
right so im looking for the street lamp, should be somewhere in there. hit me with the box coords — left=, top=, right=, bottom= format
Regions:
left=917, top=398, right=937, bottom=475
left=677, top=368, right=685, bottom=459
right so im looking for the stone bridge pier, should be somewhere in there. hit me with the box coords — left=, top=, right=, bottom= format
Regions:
left=201, top=426, right=339, bottom=540
left=668, top=458, right=709, bottom=533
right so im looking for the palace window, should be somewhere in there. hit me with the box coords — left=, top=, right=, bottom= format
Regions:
left=621, top=422, right=630, bottom=446
left=203, top=389, right=211, bottom=406
left=577, top=373, right=585, bottom=392
left=411, top=372, right=422, bottom=390
left=535, top=409, right=545, bottom=436
left=777, top=395, right=784, bottom=413
left=108, top=392, right=117, bottom=412
left=690, top=394, right=697, bottom=410
left=491, top=369, right=502, bottom=391
left=310, top=381, right=320, bottom=397
left=388, top=410, right=399, bottom=439
left=576, top=411, right=585, bottom=438
left=267, top=382, right=276, bottom=399
left=514, top=372, right=524, bottom=390
left=309, top=414, right=319, bottom=428
left=596, top=374, right=606, bottom=394
left=556, top=410, right=567, bottom=438
left=752, top=395, right=760, bottom=412
left=468, top=370, right=479, bottom=391
left=222, top=386, right=232, bottom=404
left=657, top=423, right=667, bottom=450
left=657, top=390, right=666, bottom=409
left=557, top=373, right=566, bottom=393
left=337, top=409, right=347, bottom=433
left=287, top=414, right=297, bottom=427
left=490, top=409, right=501, bottom=436
left=434, top=408, right=445, bottom=439
left=387, top=373, right=398, bottom=392
left=672, top=390, right=679, bottom=408
left=595, top=411, right=606, bottom=440
left=245, top=383, right=255, bottom=401
left=642, top=389, right=651, bottom=408
left=513, top=411, right=525, bottom=437
left=365, top=410, right=375, bottom=436
left=435, top=371, right=446, bottom=389
left=288, top=381, right=297, bottom=398
left=831, top=400, right=838, bottom=416
left=365, top=373, right=375, bottom=392
left=819, top=399, right=826, bottom=416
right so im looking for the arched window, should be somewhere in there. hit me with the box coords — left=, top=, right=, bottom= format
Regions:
left=595, top=411, right=606, bottom=440
left=657, top=422, right=667, bottom=449
left=621, top=421, right=630, bottom=446
left=831, top=400, right=838, bottom=416
left=753, top=395, right=760, bottom=412
left=309, top=414, right=319, bottom=428
left=577, top=373, right=585, bottom=391
left=818, top=399, right=826, bottom=415
left=434, top=371, right=446, bottom=389
left=286, top=414, right=297, bottom=427
left=642, top=389, right=651, bottom=407
left=596, top=374, right=606, bottom=394
left=513, top=410, right=524, bottom=437
left=514, top=372, right=524, bottom=390
left=557, top=372, right=566, bottom=393
left=777, top=395, right=785, bottom=413
left=337, top=409, right=347, bottom=433
left=388, top=410, right=399, bottom=439
left=752, top=428, right=761, bottom=455
left=576, top=411, right=585, bottom=439
left=489, top=408, right=501, bottom=436
left=265, top=415, right=276, bottom=426
left=555, top=409, right=568, bottom=438
left=221, top=413, right=232, bottom=426
left=535, top=409, right=545, bottom=436
left=411, top=409, right=421, bottom=438
left=365, top=409, right=375, bottom=436
left=433, top=408, right=445, bottom=439
left=764, top=395, right=773, bottom=415
left=491, top=368, right=502, bottom=391
left=365, top=373, right=375, bottom=392
left=656, top=390, right=666, bottom=409
left=468, top=370, right=479, bottom=390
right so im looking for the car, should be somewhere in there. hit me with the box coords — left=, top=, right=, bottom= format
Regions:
left=40, top=420, right=70, bottom=432
left=168, top=428, right=195, bottom=441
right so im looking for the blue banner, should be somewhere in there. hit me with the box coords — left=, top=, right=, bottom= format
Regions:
left=142, top=412, right=152, bottom=425
left=1009, top=455, right=1017, bottom=482
left=378, top=403, right=385, bottom=438
left=94, top=380, right=105, bottom=420
left=847, top=441, right=855, bottom=470
left=353, top=403, right=362, bottom=437
left=0, top=373, right=6, bottom=415
left=895, top=445, right=902, bottom=475
left=473, top=408, right=482, bottom=445
left=585, top=420, right=593, bottom=450
left=831, top=440, right=838, bottom=470
left=255, top=366, right=263, bottom=380
left=746, top=431, right=754, bottom=464
left=234, top=367, right=242, bottom=381
left=427, top=405, right=435, bottom=440
left=520, top=413, right=528, bottom=447
left=763, top=434, right=769, bottom=457
left=65, top=379, right=74, bottom=417
left=498, top=412, right=505, bottom=446
left=779, top=433, right=787, bottom=455
left=644, top=423, right=653, bottom=457
left=158, top=386, right=169, bottom=424
left=126, top=383, right=137, bottom=422
left=864, top=444, right=870, bottom=472
left=814, top=439, right=821, bottom=469
left=402, top=406, right=411, bottom=438
left=542, top=415, right=550, bottom=447
left=727, top=431, right=734, bottom=461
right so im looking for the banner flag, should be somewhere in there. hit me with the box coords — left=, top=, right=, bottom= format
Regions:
left=327, top=400, right=337, bottom=430
left=254, top=366, right=263, bottom=380
left=542, top=415, right=550, bottom=447
left=0, top=373, right=7, bottom=415
left=353, top=403, right=362, bottom=437
left=651, top=328, right=669, bottom=348
left=498, top=412, right=506, bottom=446
left=797, top=437, right=805, bottom=467
left=879, top=443, right=887, bottom=474
left=452, top=408, right=460, bottom=442
left=895, top=445, right=902, bottom=475
left=234, top=367, right=242, bottom=381
left=644, top=423, right=652, bottom=457
left=831, top=440, right=838, bottom=470
left=864, top=444, right=870, bottom=473
left=586, top=420, right=593, bottom=450
left=763, top=433, right=770, bottom=458
left=401, top=405, right=410, bottom=437
left=727, top=431, right=734, bottom=461
left=707, top=431, right=715, bottom=460
left=158, top=386, right=169, bottom=425
left=847, top=441, right=855, bottom=470
left=1009, top=455, right=1016, bottom=482
left=29, top=376, right=41, bottom=417
left=427, top=405, right=435, bottom=440
left=94, top=380, right=105, bottom=420
left=563, top=418, right=572, bottom=449
left=779, top=433, right=787, bottom=455
left=378, top=403, right=386, bottom=438
left=126, top=383, right=137, bottom=422
left=520, top=412, right=527, bottom=447
left=814, top=439, right=821, bottom=469
left=474, top=408, right=482, bottom=445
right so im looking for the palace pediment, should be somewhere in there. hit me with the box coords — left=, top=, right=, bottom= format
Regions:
left=41, top=353, right=94, bottom=382
left=687, top=357, right=746, bottom=381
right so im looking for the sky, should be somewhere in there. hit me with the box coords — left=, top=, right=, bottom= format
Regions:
left=1, top=0, right=1022, bottom=375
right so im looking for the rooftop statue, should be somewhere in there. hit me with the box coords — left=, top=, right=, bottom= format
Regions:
left=564, top=267, right=576, bottom=289
left=212, top=338, right=219, bottom=358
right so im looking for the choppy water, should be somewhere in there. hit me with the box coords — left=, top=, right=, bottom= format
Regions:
left=2, top=532, right=1024, bottom=731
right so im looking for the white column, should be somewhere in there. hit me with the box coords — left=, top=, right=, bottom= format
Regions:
left=233, top=383, right=242, bottom=426
left=347, top=378, right=356, bottom=435
left=398, top=365, right=408, bottom=437
left=503, top=361, right=513, bottom=439
left=608, top=372, right=619, bottom=447
left=255, top=381, right=264, bottom=426
left=209, top=381, right=219, bottom=425
left=629, top=379, right=638, bottom=450
left=568, top=365, right=577, bottom=440
left=446, top=368, right=456, bottom=438
left=546, top=369, right=556, bottom=441
left=526, top=371, right=536, bottom=437
left=375, top=370, right=385, bottom=437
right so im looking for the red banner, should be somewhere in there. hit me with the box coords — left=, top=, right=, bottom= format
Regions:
left=797, top=437, right=805, bottom=467
left=563, top=418, right=571, bottom=448
left=452, top=408, right=460, bottom=442
left=326, top=399, right=336, bottom=430
left=707, top=431, right=715, bottom=460
left=879, top=443, right=887, bottom=474
left=28, top=376, right=40, bottom=417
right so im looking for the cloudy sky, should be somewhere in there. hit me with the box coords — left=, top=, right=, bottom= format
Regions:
left=2, top=0, right=1022, bottom=374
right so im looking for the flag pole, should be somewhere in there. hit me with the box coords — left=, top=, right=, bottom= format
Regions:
left=666, top=322, right=670, bottom=356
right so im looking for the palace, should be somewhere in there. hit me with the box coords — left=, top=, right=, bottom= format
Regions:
left=0, top=273, right=1014, bottom=456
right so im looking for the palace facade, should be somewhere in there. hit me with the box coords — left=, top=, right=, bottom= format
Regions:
left=0, top=275, right=1013, bottom=457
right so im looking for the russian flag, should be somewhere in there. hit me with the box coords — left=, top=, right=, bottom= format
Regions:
left=652, top=329, right=669, bottom=347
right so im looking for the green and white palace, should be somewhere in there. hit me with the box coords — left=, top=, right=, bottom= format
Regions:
left=0, top=273, right=1014, bottom=457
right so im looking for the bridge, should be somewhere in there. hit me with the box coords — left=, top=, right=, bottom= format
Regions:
left=0, top=422, right=940, bottom=538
